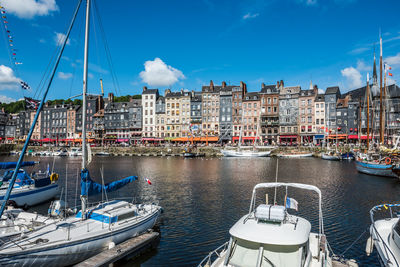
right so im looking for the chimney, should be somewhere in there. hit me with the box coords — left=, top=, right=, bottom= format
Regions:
left=240, top=81, right=244, bottom=89
left=191, top=90, right=195, bottom=97
left=280, top=80, right=284, bottom=88
left=222, top=81, right=226, bottom=88
left=181, top=88, right=184, bottom=94
left=142, top=86, right=147, bottom=92
left=210, top=80, right=214, bottom=91
left=165, top=89, right=171, bottom=96
left=243, top=82, right=247, bottom=93
left=277, top=81, right=280, bottom=88
left=262, top=83, right=265, bottom=89
left=108, top=92, right=114, bottom=103
left=313, top=85, right=318, bottom=95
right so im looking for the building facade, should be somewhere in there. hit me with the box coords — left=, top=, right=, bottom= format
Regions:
left=142, top=87, right=158, bottom=138
left=279, top=83, right=300, bottom=144
left=260, top=83, right=279, bottom=144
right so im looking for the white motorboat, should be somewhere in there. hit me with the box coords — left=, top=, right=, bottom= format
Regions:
left=69, top=147, right=83, bottom=157
left=221, top=149, right=271, bottom=157
left=0, top=162, right=59, bottom=207
left=321, top=152, right=341, bottom=161
left=277, top=152, right=313, bottom=158
left=199, top=182, right=358, bottom=267
left=95, top=151, right=111, bottom=156
left=52, top=149, right=68, bottom=157
left=366, top=203, right=400, bottom=266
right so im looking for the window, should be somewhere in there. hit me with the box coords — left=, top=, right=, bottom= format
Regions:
left=316, top=103, right=319, bottom=108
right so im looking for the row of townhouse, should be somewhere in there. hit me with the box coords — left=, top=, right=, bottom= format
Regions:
left=1, top=64, right=399, bottom=144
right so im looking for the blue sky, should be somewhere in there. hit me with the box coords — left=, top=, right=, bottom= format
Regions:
left=0, top=0, right=399, bottom=103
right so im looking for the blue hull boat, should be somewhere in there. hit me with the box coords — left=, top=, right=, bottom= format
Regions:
left=341, top=152, right=355, bottom=160
left=355, top=160, right=397, bottom=178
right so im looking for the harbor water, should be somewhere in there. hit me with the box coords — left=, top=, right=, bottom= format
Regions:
left=2, top=155, right=397, bottom=266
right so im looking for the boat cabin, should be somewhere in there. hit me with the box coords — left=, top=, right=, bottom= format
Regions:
left=76, top=200, right=138, bottom=224
left=223, top=204, right=313, bottom=267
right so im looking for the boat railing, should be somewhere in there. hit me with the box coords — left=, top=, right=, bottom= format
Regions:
left=370, top=204, right=400, bottom=266
left=198, top=241, right=229, bottom=267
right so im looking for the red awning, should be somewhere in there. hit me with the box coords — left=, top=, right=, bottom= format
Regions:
left=360, top=135, right=373, bottom=140
left=41, top=138, right=56, bottom=142
left=348, top=135, right=359, bottom=139
left=280, top=135, right=298, bottom=139
left=232, top=136, right=260, bottom=141
left=6, top=137, right=14, bottom=140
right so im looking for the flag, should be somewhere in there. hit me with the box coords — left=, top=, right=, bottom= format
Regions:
left=285, top=196, right=298, bottom=211
left=24, top=97, right=40, bottom=110
left=15, top=62, right=23, bottom=65
left=145, top=178, right=152, bottom=185
left=389, top=72, right=393, bottom=77
left=20, top=81, right=30, bottom=90
left=46, top=164, right=50, bottom=175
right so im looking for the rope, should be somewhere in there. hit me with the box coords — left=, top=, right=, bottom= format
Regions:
left=336, top=227, right=369, bottom=261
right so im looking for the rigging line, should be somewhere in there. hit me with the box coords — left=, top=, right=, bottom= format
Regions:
left=273, top=159, right=279, bottom=205
left=91, top=1, right=102, bottom=93
left=93, top=0, right=121, bottom=96
left=68, top=10, right=85, bottom=99
left=0, top=0, right=83, bottom=219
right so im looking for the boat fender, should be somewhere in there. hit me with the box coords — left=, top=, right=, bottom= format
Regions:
left=108, top=242, right=115, bottom=249
left=50, top=173, right=59, bottom=182
left=385, top=157, right=392, bottom=165
left=365, top=236, right=373, bottom=256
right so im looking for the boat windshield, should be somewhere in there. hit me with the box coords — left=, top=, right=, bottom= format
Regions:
left=228, top=238, right=304, bottom=267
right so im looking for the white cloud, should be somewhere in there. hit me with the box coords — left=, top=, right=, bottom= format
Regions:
left=58, top=72, right=72, bottom=80
left=243, top=13, right=259, bottom=20
left=88, top=73, right=94, bottom=79
left=341, top=67, right=362, bottom=89
left=356, top=59, right=371, bottom=71
left=54, top=32, right=70, bottom=46
left=318, top=88, right=325, bottom=94
left=1, top=0, right=58, bottom=19
left=0, top=95, right=16, bottom=103
left=39, top=38, right=46, bottom=44
left=89, top=63, right=108, bottom=74
left=139, top=58, right=185, bottom=87
left=385, top=53, right=400, bottom=66
left=0, top=65, right=20, bottom=90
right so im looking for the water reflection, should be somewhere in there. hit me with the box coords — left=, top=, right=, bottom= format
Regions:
left=1, top=155, right=396, bottom=266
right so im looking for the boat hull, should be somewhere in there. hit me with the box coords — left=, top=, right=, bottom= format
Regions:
left=0, top=208, right=161, bottom=267
left=221, top=150, right=271, bottom=157
left=321, top=154, right=341, bottom=161
left=0, top=183, right=58, bottom=207
left=355, top=160, right=397, bottom=178
left=277, top=153, right=313, bottom=158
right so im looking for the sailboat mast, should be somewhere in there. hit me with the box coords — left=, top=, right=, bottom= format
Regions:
left=367, top=73, right=370, bottom=150
left=379, top=35, right=384, bottom=144
left=82, top=0, right=90, bottom=170
left=81, top=0, right=90, bottom=219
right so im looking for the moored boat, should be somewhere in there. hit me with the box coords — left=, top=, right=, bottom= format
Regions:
left=355, top=159, right=397, bottom=178
left=221, top=149, right=271, bottom=157
left=366, top=203, right=400, bottom=266
left=341, top=152, right=355, bottom=160
left=321, top=152, right=341, bottom=161
left=198, top=182, right=357, bottom=267
left=277, top=152, right=313, bottom=158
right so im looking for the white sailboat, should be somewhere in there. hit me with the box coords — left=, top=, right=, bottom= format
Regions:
left=222, top=108, right=271, bottom=157
left=0, top=161, right=58, bottom=207
left=199, top=183, right=358, bottom=267
left=0, top=1, right=161, bottom=265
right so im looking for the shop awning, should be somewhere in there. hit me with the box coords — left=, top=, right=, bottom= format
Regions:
left=314, top=135, right=325, bottom=139
left=348, top=135, right=359, bottom=139
left=232, top=136, right=261, bottom=141
left=116, top=139, right=129, bottom=142
left=172, top=136, right=219, bottom=142
left=280, top=135, right=298, bottom=139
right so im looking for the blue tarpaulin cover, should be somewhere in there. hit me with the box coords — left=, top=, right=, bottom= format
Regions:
left=2, top=170, right=34, bottom=186
left=80, top=169, right=137, bottom=196
left=0, top=161, right=36, bottom=170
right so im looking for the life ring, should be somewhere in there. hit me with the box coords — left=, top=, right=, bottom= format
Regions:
left=50, top=173, right=59, bottom=182
left=385, top=157, right=392, bottom=165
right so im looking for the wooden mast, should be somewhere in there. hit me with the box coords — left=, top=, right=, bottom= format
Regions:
left=379, top=35, right=384, bottom=144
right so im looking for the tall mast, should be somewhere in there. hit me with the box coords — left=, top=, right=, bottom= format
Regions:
left=367, top=73, right=370, bottom=151
left=379, top=34, right=384, bottom=144
left=81, top=0, right=90, bottom=219
left=82, top=0, right=90, bottom=170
